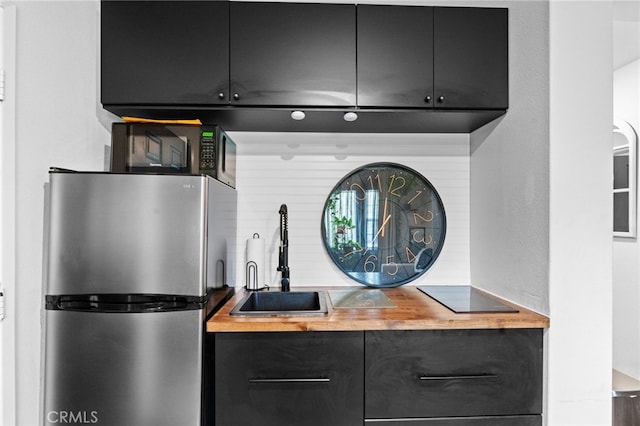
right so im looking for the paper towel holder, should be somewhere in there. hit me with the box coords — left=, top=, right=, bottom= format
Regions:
left=246, top=233, right=266, bottom=291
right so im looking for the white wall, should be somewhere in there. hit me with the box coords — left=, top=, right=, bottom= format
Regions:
left=2, top=5, right=17, bottom=426
left=547, top=1, right=613, bottom=425
left=0, top=5, right=7, bottom=424
left=229, top=133, right=471, bottom=288
left=1, top=2, right=110, bottom=425
left=613, top=58, right=640, bottom=380
left=470, top=0, right=550, bottom=315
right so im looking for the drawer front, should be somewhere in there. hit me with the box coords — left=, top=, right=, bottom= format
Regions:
left=365, top=329, right=543, bottom=418
left=215, top=331, right=363, bottom=426
left=364, top=415, right=541, bottom=426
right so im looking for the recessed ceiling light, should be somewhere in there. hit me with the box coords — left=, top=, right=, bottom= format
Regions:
left=343, top=112, right=358, bottom=122
left=291, top=110, right=306, bottom=120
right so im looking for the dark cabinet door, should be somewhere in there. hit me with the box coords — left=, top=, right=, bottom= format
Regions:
left=357, top=5, right=434, bottom=108
left=434, top=7, right=509, bottom=109
left=363, top=416, right=541, bottom=426
left=101, top=1, right=229, bottom=105
left=357, top=6, right=507, bottom=110
left=365, top=329, right=543, bottom=419
left=230, top=2, right=356, bottom=106
left=215, top=331, right=364, bottom=426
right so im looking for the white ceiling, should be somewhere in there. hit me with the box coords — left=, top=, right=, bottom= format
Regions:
left=614, top=0, right=640, bottom=69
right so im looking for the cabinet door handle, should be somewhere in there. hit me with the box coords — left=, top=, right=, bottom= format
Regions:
left=218, top=92, right=225, bottom=100
left=437, top=96, right=445, bottom=104
left=248, top=377, right=330, bottom=384
left=424, top=95, right=432, bottom=104
left=418, top=373, right=498, bottom=381
left=233, top=93, right=240, bottom=101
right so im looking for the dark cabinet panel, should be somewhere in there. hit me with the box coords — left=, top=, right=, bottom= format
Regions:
left=365, top=415, right=541, bottom=426
left=357, top=5, right=434, bottom=108
left=101, top=2, right=508, bottom=132
left=357, top=6, right=508, bottom=110
left=365, top=329, right=543, bottom=419
left=230, top=2, right=356, bottom=106
left=101, top=1, right=229, bottom=105
left=434, top=7, right=509, bottom=109
left=215, top=331, right=364, bottom=426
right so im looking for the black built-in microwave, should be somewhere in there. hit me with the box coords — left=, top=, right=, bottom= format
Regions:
left=110, top=123, right=236, bottom=188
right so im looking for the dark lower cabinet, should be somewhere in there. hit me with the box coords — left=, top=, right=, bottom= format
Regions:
left=213, top=328, right=543, bottom=426
left=214, top=331, right=364, bottom=426
left=365, top=329, right=543, bottom=424
left=364, top=415, right=541, bottom=426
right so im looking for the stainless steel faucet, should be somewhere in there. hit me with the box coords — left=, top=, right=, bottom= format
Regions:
left=277, top=204, right=290, bottom=292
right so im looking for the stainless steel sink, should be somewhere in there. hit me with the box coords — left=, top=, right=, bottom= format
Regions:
left=229, top=291, right=328, bottom=316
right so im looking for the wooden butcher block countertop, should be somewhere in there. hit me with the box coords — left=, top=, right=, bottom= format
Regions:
left=206, top=286, right=549, bottom=333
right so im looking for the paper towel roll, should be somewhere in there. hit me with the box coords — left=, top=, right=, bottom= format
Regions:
left=246, top=233, right=265, bottom=290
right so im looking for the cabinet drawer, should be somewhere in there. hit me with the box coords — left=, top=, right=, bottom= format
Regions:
left=215, top=331, right=363, bottom=426
left=365, top=329, right=543, bottom=419
left=365, top=415, right=541, bottom=426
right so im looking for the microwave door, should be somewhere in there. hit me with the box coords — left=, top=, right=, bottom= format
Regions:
left=127, top=127, right=189, bottom=173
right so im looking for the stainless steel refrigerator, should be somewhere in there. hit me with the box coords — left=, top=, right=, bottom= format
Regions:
left=42, top=170, right=236, bottom=426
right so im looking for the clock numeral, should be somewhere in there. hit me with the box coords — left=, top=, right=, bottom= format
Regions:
left=350, top=183, right=367, bottom=201
left=413, top=210, right=434, bottom=224
left=367, top=174, right=382, bottom=191
left=364, top=254, right=378, bottom=273
left=407, top=190, right=423, bottom=205
left=406, top=247, right=418, bottom=263
left=388, top=174, right=406, bottom=197
left=384, top=256, right=399, bottom=276
left=412, top=229, right=433, bottom=245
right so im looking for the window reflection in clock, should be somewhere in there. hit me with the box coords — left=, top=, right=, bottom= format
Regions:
left=321, top=162, right=446, bottom=287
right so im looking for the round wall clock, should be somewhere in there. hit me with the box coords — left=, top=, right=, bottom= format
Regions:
left=321, top=162, right=446, bottom=287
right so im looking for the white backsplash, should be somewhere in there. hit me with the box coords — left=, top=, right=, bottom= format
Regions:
left=229, top=132, right=471, bottom=289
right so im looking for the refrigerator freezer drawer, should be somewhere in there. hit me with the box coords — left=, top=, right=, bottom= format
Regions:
left=43, top=309, right=204, bottom=426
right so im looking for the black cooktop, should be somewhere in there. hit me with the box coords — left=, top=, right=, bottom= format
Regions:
left=417, top=285, right=519, bottom=314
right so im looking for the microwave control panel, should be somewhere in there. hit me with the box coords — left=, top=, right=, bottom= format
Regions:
left=199, top=129, right=217, bottom=172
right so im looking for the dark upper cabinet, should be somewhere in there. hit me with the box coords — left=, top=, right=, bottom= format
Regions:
left=357, top=5, right=434, bottom=108
left=357, top=5, right=508, bottom=110
left=101, top=2, right=508, bottom=132
left=101, top=1, right=229, bottom=105
left=229, top=2, right=356, bottom=106
left=434, top=7, right=509, bottom=109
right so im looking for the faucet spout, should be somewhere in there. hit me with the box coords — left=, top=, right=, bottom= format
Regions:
left=277, top=204, right=290, bottom=292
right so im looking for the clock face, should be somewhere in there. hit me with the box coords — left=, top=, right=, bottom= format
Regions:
left=321, top=163, right=446, bottom=287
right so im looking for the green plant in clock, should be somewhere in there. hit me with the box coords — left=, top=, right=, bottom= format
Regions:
left=326, top=193, right=363, bottom=267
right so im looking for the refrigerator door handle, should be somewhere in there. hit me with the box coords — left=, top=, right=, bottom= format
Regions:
left=45, top=294, right=208, bottom=313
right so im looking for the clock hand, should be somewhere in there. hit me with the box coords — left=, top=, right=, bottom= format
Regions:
left=381, top=197, right=388, bottom=237
left=366, top=214, right=392, bottom=249
left=342, top=247, right=362, bottom=258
